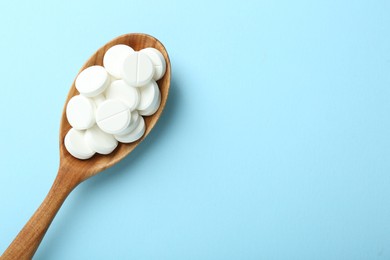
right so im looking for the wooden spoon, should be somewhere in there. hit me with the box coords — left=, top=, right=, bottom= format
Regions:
left=1, top=33, right=171, bottom=260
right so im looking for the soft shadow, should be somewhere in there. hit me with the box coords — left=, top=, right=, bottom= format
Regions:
left=36, top=76, right=182, bottom=260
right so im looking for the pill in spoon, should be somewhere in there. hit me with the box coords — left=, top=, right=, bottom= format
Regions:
left=64, top=44, right=167, bottom=160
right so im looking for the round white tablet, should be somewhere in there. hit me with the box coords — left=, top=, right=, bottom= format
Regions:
left=114, top=116, right=145, bottom=143
left=122, top=52, right=154, bottom=87
left=66, top=95, right=95, bottom=130
left=96, top=99, right=131, bottom=135
left=103, top=44, right=134, bottom=79
left=117, top=110, right=141, bottom=136
left=140, top=48, right=166, bottom=81
left=85, top=125, right=118, bottom=154
left=139, top=89, right=161, bottom=116
left=75, top=65, right=110, bottom=97
left=105, top=80, right=140, bottom=111
left=137, top=80, right=159, bottom=111
left=64, top=128, right=95, bottom=160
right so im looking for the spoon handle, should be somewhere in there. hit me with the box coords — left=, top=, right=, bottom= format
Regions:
left=1, top=168, right=79, bottom=260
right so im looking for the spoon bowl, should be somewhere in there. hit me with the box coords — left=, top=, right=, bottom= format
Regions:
left=61, top=33, right=171, bottom=181
left=1, top=33, right=170, bottom=260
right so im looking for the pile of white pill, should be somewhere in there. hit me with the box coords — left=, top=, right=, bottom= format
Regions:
left=64, top=45, right=166, bottom=160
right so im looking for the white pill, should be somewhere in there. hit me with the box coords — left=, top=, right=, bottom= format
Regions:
left=103, top=44, right=134, bottom=79
left=117, top=110, right=141, bottom=136
left=65, top=128, right=95, bottom=160
left=140, top=48, right=166, bottom=81
left=139, top=89, right=161, bottom=116
left=96, top=99, right=131, bottom=135
left=66, top=95, right=95, bottom=130
left=85, top=125, right=118, bottom=155
left=75, top=65, right=110, bottom=97
left=114, top=116, right=145, bottom=143
left=122, top=52, right=154, bottom=87
left=105, top=80, right=140, bottom=111
left=137, top=80, right=160, bottom=112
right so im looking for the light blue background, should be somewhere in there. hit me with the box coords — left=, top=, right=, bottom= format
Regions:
left=0, top=0, right=389, bottom=259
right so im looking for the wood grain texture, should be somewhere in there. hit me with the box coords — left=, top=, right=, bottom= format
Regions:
left=0, top=33, right=171, bottom=260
